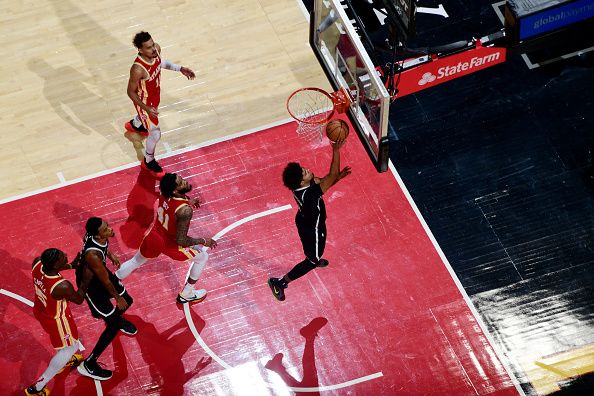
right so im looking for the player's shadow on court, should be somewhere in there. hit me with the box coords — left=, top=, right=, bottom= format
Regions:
left=264, top=317, right=328, bottom=396
left=27, top=58, right=98, bottom=137
left=0, top=250, right=53, bottom=394
left=126, top=314, right=212, bottom=394
left=27, top=56, right=141, bottom=168
left=120, top=168, right=160, bottom=249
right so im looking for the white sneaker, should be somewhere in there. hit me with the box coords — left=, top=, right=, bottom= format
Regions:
left=176, top=288, right=207, bottom=304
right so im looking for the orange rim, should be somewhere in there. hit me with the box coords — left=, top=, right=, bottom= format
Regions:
left=286, top=87, right=336, bottom=125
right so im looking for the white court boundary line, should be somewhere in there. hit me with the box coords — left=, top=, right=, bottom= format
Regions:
left=294, top=0, right=310, bottom=21
left=0, top=288, right=34, bottom=307
left=183, top=205, right=384, bottom=392
left=0, top=118, right=295, bottom=206
left=0, top=288, right=103, bottom=395
left=387, top=160, right=526, bottom=396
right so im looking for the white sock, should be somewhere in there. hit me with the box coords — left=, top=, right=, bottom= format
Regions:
left=34, top=342, right=79, bottom=391
left=116, top=251, right=148, bottom=279
left=181, top=251, right=209, bottom=295
left=182, top=282, right=195, bottom=294
left=132, top=115, right=142, bottom=128
left=144, top=126, right=161, bottom=162
left=188, top=250, right=208, bottom=280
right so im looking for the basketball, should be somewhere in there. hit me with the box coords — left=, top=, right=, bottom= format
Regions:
left=325, top=119, right=349, bottom=142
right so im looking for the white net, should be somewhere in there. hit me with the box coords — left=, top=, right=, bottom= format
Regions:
left=287, top=89, right=335, bottom=141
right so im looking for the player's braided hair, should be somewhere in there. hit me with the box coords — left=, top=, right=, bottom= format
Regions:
left=85, top=217, right=103, bottom=237
left=41, top=248, right=62, bottom=271
left=133, top=31, right=152, bottom=49
left=160, top=173, right=178, bottom=198
left=282, top=162, right=303, bottom=190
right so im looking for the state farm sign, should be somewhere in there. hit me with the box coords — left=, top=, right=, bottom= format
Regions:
left=396, top=43, right=506, bottom=97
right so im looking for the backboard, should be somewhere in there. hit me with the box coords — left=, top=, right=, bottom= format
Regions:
left=310, top=0, right=390, bottom=172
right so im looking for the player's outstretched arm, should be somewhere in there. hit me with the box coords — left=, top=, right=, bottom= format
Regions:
left=180, top=66, right=195, bottom=80
left=175, top=206, right=218, bottom=248
left=51, top=269, right=91, bottom=305
left=319, top=140, right=348, bottom=193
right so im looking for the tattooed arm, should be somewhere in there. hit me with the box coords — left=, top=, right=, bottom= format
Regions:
left=175, top=205, right=217, bottom=248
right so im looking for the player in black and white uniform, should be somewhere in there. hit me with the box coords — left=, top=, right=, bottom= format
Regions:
left=76, top=217, right=136, bottom=381
left=268, top=140, right=351, bottom=301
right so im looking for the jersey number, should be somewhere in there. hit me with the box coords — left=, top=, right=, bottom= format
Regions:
left=35, top=286, right=48, bottom=307
left=157, top=206, right=169, bottom=230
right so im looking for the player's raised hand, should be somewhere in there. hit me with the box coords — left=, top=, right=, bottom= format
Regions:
left=339, top=166, right=352, bottom=180
left=147, top=106, right=159, bottom=117
left=331, top=139, right=346, bottom=149
left=203, top=238, right=217, bottom=249
left=189, top=197, right=202, bottom=208
left=181, top=66, right=196, bottom=80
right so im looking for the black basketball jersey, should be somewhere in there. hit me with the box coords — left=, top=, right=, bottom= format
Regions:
left=76, top=234, right=110, bottom=288
left=293, top=181, right=326, bottom=230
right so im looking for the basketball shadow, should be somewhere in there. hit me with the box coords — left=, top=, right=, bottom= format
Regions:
left=125, top=313, right=212, bottom=394
left=119, top=168, right=160, bottom=249
left=264, top=317, right=328, bottom=396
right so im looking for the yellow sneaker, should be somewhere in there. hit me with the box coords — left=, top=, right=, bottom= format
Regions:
left=24, top=385, right=50, bottom=395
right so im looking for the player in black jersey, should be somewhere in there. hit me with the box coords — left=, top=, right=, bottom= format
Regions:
left=75, top=217, right=136, bottom=381
left=268, top=140, right=351, bottom=301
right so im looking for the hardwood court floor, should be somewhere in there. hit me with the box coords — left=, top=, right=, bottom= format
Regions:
left=0, top=0, right=329, bottom=200
left=0, top=121, right=518, bottom=395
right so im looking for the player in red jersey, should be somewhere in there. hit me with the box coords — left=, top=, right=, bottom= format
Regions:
left=25, top=248, right=92, bottom=396
left=116, top=173, right=217, bottom=304
left=125, top=31, right=196, bottom=176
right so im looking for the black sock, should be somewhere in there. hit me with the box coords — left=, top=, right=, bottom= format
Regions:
left=90, top=316, right=122, bottom=360
left=286, top=259, right=317, bottom=282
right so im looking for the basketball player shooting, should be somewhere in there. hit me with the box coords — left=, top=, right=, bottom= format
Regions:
left=268, top=129, right=351, bottom=301
left=125, top=31, right=196, bottom=177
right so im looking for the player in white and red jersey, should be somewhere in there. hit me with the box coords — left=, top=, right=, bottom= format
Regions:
left=116, top=173, right=217, bottom=304
left=125, top=31, right=196, bottom=176
left=25, top=248, right=92, bottom=396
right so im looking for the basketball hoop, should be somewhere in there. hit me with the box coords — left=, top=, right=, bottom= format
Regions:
left=286, top=87, right=352, bottom=141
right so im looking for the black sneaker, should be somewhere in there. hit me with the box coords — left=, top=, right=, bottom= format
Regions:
left=267, top=278, right=286, bottom=301
left=142, top=158, right=163, bottom=173
left=77, top=359, right=113, bottom=381
left=317, top=259, right=329, bottom=268
left=120, top=318, right=138, bottom=335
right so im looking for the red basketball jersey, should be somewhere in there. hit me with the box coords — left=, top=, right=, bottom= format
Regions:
left=134, top=54, right=161, bottom=107
left=32, top=260, right=73, bottom=320
left=155, top=195, right=191, bottom=240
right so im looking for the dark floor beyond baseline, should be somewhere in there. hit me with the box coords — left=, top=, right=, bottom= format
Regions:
left=389, top=4, right=594, bottom=393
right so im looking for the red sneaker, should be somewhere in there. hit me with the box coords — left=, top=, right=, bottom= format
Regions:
left=124, top=120, right=148, bottom=136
